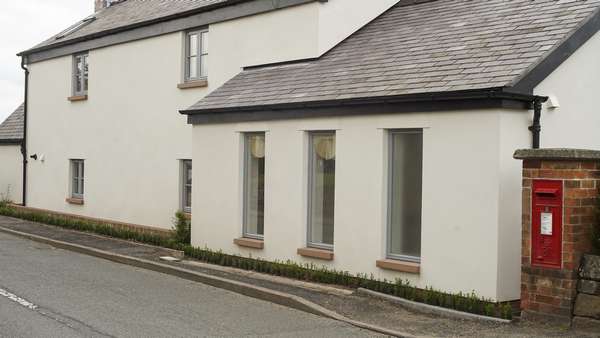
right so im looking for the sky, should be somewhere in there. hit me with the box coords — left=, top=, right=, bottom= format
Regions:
left=0, top=1, right=92, bottom=122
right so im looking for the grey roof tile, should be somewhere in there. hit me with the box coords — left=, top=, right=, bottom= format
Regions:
left=27, top=0, right=237, bottom=52
left=187, top=0, right=600, bottom=113
left=0, top=104, right=24, bottom=142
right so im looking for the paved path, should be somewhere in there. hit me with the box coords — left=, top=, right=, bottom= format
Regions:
left=0, top=232, right=384, bottom=338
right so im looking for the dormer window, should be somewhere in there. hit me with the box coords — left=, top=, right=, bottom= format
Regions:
left=72, top=52, right=89, bottom=97
left=184, top=29, right=208, bottom=82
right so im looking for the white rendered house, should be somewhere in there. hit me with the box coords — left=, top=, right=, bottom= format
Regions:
left=18, top=0, right=600, bottom=302
left=19, top=0, right=397, bottom=226
left=180, top=0, right=600, bottom=302
left=0, top=104, right=24, bottom=204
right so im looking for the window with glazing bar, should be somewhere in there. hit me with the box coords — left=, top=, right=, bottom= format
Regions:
left=387, top=130, right=423, bottom=262
left=184, top=29, right=208, bottom=82
left=307, top=131, right=336, bottom=250
left=243, top=133, right=265, bottom=239
left=181, top=160, right=192, bottom=213
left=71, top=159, right=85, bottom=199
left=72, top=53, right=88, bottom=96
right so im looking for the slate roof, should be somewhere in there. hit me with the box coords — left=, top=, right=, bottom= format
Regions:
left=186, top=0, right=600, bottom=113
left=28, top=0, right=234, bottom=51
left=0, top=104, right=24, bottom=143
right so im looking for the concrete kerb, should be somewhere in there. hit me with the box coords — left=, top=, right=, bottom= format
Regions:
left=357, top=288, right=512, bottom=324
left=0, top=225, right=412, bottom=338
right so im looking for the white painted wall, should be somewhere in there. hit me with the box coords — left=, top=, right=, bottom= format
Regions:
left=27, top=34, right=198, bottom=228
left=496, top=110, right=531, bottom=301
left=0, top=145, right=22, bottom=204
left=191, top=109, right=508, bottom=300
left=317, top=0, right=399, bottom=54
left=534, top=31, right=600, bottom=149
left=210, top=3, right=319, bottom=77
left=26, top=1, right=395, bottom=229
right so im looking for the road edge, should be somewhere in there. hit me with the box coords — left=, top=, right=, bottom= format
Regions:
left=0, top=225, right=412, bottom=338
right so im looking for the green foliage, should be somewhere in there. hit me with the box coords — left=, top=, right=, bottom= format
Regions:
left=172, top=211, right=191, bottom=245
left=0, top=185, right=12, bottom=208
left=592, top=194, right=600, bottom=255
left=0, top=204, right=177, bottom=249
left=0, top=204, right=514, bottom=319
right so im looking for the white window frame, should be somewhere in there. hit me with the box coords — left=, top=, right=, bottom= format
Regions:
left=184, top=29, right=208, bottom=82
left=242, top=132, right=266, bottom=240
left=307, top=131, right=336, bottom=251
left=70, top=159, right=85, bottom=199
left=72, top=52, right=89, bottom=96
left=180, top=160, right=192, bottom=214
left=386, top=129, right=423, bottom=263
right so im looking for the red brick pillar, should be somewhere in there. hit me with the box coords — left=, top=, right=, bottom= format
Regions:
left=515, top=149, right=600, bottom=322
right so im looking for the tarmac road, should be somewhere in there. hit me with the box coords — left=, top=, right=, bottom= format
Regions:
left=0, top=232, right=385, bottom=338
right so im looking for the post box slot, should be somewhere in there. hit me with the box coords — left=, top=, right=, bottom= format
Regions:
left=534, top=188, right=558, bottom=196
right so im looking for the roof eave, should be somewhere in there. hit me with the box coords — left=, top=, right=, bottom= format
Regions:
left=0, top=139, right=23, bottom=145
left=18, top=0, right=324, bottom=57
left=182, top=87, right=544, bottom=124
left=18, top=0, right=254, bottom=56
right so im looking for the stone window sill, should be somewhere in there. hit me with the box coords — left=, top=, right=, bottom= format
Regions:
left=297, top=247, right=334, bottom=261
left=65, top=198, right=84, bottom=205
left=376, top=259, right=420, bottom=274
left=177, top=79, right=208, bottom=89
left=234, top=237, right=264, bottom=249
left=68, top=95, right=88, bottom=102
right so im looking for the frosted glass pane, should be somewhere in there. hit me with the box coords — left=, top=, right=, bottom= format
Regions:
left=189, top=34, right=198, bottom=56
left=201, top=31, right=208, bottom=54
left=188, top=56, right=197, bottom=78
left=309, top=133, right=335, bottom=246
left=72, top=178, right=79, bottom=194
left=200, top=56, right=208, bottom=78
left=244, top=134, right=265, bottom=236
left=389, top=132, right=422, bottom=258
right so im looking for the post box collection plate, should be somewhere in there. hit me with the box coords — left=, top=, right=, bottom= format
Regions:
left=531, top=180, right=562, bottom=269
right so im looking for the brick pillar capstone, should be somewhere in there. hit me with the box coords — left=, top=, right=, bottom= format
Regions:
left=514, top=148, right=600, bottom=323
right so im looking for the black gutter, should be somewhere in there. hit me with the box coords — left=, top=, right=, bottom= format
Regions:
left=0, top=140, right=22, bottom=145
left=20, top=57, right=28, bottom=206
left=181, top=87, right=538, bottom=116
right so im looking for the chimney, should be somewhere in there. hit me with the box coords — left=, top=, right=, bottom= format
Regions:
left=95, top=0, right=122, bottom=12
left=95, top=0, right=107, bottom=12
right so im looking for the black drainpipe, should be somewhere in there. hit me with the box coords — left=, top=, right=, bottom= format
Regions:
left=20, top=56, right=28, bottom=206
left=528, top=96, right=548, bottom=149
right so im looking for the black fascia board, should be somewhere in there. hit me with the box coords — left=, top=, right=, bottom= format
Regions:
left=0, top=139, right=23, bottom=145
left=510, top=7, right=600, bottom=93
left=182, top=87, right=542, bottom=125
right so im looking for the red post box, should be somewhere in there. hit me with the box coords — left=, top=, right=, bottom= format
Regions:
left=531, top=180, right=563, bottom=269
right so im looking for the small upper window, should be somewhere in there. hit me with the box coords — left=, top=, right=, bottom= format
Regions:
left=71, top=159, right=85, bottom=199
left=72, top=53, right=89, bottom=96
left=185, top=30, right=208, bottom=82
left=181, top=160, right=192, bottom=213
